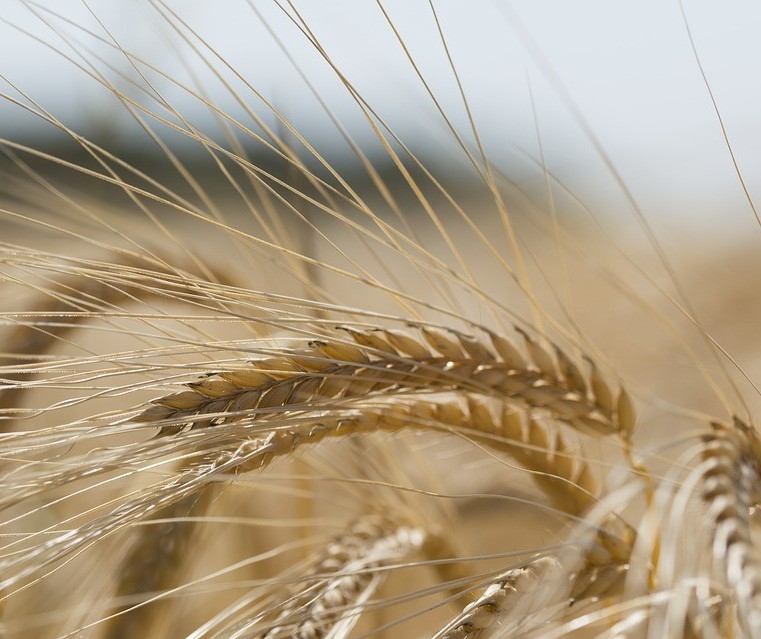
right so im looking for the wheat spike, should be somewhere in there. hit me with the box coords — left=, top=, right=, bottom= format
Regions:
left=699, top=422, right=761, bottom=637
left=139, top=326, right=634, bottom=441
left=249, top=515, right=424, bottom=639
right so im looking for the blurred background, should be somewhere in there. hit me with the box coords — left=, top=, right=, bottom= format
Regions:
left=2, top=0, right=761, bottom=228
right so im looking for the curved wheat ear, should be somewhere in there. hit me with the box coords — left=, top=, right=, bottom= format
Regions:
left=203, top=391, right=603, bottom=516
left=139, top=326, right=635, bottom=441
left=245, top=515, right=424, bottom=639
left=432, top=557, right=560, bottom=639
left=699, top=420, right=761, bottom=636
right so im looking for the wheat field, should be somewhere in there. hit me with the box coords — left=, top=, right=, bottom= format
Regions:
left=2, top=2, right=761, bottom=638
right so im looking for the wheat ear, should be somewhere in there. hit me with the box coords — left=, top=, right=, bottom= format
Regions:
left=699, top=420, right=761, bottom=636
left=134, top=325, right=635, bottom=593
left=0, top=328, right=634, bottom=617
left=139, top=326, right=635, bottom=441
left=245, top=514, right=424, bottom=639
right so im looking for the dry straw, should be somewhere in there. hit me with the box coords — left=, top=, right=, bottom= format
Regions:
left=1, top=3, right=760, bottom=639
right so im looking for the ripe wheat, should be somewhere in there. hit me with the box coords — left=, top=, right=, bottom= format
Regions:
left=1, top=2, right=760, bottom=638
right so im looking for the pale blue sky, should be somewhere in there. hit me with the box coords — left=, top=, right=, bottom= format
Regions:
left=2, top=1, right=761, bottom=225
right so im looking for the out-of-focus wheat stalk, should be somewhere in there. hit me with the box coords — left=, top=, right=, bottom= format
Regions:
left=1, top=2, right=760, bottom=638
